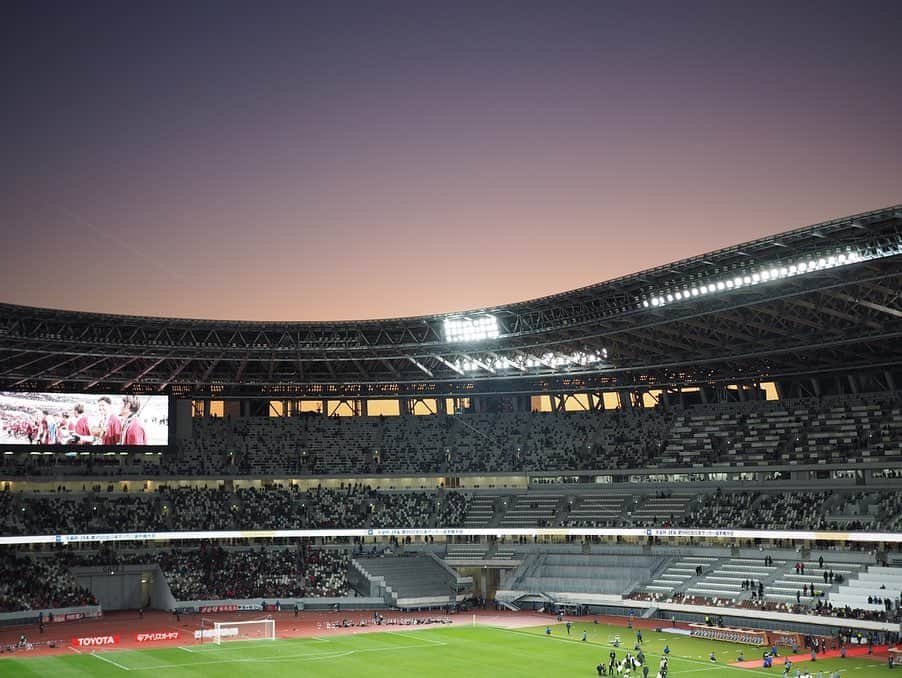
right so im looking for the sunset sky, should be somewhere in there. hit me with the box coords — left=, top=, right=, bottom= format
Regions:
left=3, top=0, right=901, bottom=321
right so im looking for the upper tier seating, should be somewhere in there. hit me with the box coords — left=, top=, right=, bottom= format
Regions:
left=3, top=393, right=898, bottom=477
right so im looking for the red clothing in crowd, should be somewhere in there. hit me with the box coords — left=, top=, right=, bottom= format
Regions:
left=75, top=414, right=91, bottom=442
left=102, top=414, right=122, bottom=446
left=122, top=418, right=146, bottom=445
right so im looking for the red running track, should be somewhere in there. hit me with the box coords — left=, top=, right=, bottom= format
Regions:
left=731, top=644, right=893, bottom=669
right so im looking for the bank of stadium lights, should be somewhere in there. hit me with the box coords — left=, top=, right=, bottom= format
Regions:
left=453, top=349, right=607, bottom=373
left=641, top=244, right=901, bottom=310
left=443, top=315, right=500, bottom=343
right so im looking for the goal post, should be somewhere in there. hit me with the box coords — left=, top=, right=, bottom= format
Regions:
left=212, top=618, right=276, bottom=645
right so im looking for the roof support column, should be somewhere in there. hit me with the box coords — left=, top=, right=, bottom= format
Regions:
left=617, top=390, right=632, bottom=410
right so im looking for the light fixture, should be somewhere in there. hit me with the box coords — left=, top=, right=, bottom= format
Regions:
left=639, top=241, right=901, bottom=312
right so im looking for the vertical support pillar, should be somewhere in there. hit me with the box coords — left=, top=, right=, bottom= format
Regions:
left=810, top=378, right=821, bottom=398
left=617, top=390, right=630, bottom=410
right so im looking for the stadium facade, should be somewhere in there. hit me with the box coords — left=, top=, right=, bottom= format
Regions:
left=0, top=205, right=900, bottom=654
left=2, top=204, right=900, bottom=399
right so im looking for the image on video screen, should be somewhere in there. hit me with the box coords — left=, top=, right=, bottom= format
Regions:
left=0, top=392, right=168, bottom=446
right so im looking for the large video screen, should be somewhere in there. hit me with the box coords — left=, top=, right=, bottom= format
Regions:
left=0, top=392, right=168, bottom=446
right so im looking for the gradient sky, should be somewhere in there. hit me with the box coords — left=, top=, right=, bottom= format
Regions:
left=3, top=0, right=901, bottom=321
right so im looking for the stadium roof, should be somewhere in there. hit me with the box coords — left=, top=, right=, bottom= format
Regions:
left=2, top=204, right=900, bottom=396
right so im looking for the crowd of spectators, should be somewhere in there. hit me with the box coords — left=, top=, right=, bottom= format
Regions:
left=0, top=491, right=167, bottom=535
left=1, top=485, right=901, bottom=534
left=438, top=491, right=471, bottom=527
left=675, top=489, right=840, bottom=530
left=370, top=492, right=436, bottom=528
left=161, top=486, right=236, bottom=530
left=738, top=596, right=902, bottom=624
left=53, top=544, right=351, bottom=601
left=876, top=492, right=902, bottom=532
left=675, top=489, right=758, bottom=529
left=2, top=393, right=898, bottom=478
left=153, top=545, right=350, bottom=600
left=0, top=485, right=479, bottom=534
left=0, top=551, right=97, bottom=612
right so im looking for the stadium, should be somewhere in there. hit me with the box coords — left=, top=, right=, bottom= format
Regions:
left=0, top=204, right=900, bottom=676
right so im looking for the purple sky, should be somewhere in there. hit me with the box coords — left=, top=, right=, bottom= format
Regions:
left=4, top=0, right=901, bottom=321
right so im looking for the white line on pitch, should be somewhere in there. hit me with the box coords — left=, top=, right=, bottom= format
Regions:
left=384, top=631, right=447, bottom=645
left=92, top=651, right=132, bottom=671
left=111, top=642, right=446, bottom=670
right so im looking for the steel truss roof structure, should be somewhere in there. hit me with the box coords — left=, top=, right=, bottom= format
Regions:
left=1, top=205, right=900, bottom=397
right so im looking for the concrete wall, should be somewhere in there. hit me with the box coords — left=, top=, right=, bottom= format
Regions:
left=0, top=605, right=101, bottom=628
left=71, top=564, right=158, bottom=611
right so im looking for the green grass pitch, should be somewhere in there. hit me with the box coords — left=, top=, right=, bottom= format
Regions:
left=0, top=622, right=893, bottom=677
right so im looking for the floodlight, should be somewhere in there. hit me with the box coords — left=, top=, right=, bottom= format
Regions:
left=638, top=238, right=901, bottom=312
left=443, top=315, right=500, bottom=343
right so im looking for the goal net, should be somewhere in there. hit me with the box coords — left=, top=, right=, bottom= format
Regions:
left=200, top=617, right=276, bottom=645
